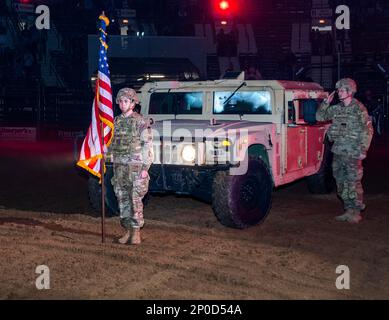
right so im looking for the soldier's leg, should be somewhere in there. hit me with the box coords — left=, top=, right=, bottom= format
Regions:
left=128, top=170, right=150, bottom=244
left=345, top=158, right=364, bottom=223
left=333, top=155, right=354, bottom=221
left=333, top=155, right=347, bottom=206
left=345, top=158, right=364, bottom=209
left=131, top=171, right=150, bottom=228
left=356, top=163, right=364, bottom=211
left=112, top=164, right=133, bottom=242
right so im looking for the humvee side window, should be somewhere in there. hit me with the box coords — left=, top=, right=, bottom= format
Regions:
left=300, top=99, right=319, bottom=125
left=149, top=92, right=203, bottom=114
left=213, top=91, right=271, bottom=115
left=288, top=99, right=320, bottom=125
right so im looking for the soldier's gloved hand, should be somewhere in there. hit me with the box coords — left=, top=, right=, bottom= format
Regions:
left=139, top=170, right=149, bottom=179
left=324, top=91, right=336, bottom=104
left=104, top=153, right=113, bottom=162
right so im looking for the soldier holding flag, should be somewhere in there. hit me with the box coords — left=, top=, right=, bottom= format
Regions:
left=106, top=88, right=153, bottom=245
left=78, top=13, right=153, bottom=245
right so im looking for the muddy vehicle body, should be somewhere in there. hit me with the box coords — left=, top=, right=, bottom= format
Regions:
left=90, top=79, right=333, bottom=228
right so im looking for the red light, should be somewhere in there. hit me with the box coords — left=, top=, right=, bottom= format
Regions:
left=219, top=1, right=230, bottom=10
left=212, top=0, right=236, bottom=18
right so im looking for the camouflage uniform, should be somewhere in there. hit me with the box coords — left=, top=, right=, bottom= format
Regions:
left=316, top=95, right=373, bottom=213
left=107, top=112, right=153, bottom=230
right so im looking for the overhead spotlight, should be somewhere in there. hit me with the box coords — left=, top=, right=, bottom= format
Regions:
left=219, top=1, right=230, bottom=10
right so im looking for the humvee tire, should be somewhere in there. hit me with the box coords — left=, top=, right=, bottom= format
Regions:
left=306, top=142, right=334, bottom=194
left=212, top=158, right=272, bottom=229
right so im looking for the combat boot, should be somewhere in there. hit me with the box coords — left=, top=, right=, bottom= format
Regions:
left=130, top=228, right=141, bottom=245
left=118, top=230, right=131, bottom=244
left=335, top=209, right=354, bottom=222
left=348, top=210, right=362, bottom=224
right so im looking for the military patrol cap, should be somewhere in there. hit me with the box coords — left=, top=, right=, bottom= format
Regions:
left=116, top=87, right=140, bottom=104
left=335, top=78, right=357, bottom=95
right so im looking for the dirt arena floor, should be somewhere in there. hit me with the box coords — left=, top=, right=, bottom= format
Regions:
left=0, top=135, right=388, bottom=300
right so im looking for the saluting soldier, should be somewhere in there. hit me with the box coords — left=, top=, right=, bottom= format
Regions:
left=316, top=78, right=374, bottom=223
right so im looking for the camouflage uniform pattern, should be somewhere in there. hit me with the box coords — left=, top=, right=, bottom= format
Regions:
left=106, top=112, right=153, bottom=229
left=332, top=154, right=364, bottom=210
left=316, top=98, right=373, bottom=210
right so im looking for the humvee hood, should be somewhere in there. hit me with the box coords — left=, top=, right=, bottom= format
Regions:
left=150, top=119, right=272, bottom=139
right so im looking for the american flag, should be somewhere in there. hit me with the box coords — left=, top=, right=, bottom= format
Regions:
left=77, top=14, right=114, bottom=180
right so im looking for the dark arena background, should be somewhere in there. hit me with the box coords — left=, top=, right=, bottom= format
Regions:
left=0, top=0, right=389, bottom=303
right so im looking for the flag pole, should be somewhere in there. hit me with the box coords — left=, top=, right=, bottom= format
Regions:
left=77, top=11, right=112, bottom=244
left=101, top=121, right=106, bottom=243
left=100, top=10, right=106, bottom=244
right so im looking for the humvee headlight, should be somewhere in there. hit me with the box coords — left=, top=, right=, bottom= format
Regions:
left=182, top=145, right=196, bottom=162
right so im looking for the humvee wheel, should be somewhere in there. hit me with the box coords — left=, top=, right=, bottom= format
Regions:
left=212, top=158, right=272, bottom=229
left=307, top=142, right=334, bottom=194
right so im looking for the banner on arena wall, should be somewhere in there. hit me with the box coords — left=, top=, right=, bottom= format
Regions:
left=0, top=127, right=37, bottom=141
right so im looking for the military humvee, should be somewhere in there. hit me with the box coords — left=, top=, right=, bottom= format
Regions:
left=89, top=77, right=333, bottom=228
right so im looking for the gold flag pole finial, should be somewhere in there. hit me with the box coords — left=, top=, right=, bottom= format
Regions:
left=99, top=11, right=110, bottom=27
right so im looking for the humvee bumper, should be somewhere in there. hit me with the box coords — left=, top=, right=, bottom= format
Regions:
left=148, top=164, right=231, bottom=203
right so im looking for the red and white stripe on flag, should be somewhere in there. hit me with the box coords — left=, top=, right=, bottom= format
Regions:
left=77, top=70, right=114, bottom=180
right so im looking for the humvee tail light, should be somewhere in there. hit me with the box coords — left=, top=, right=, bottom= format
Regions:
left=182, top=145, right=196, bottom=162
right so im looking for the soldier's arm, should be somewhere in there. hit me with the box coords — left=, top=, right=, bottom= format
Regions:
left=359, top=107, right=374, bottom=154
left=316, top=100, right=337, bottom=122
left=140, top=118, right=154, bottom=171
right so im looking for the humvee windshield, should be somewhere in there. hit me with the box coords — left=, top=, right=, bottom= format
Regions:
left=149, top=92, right=203, bottom=114
left=213, top=91, right=272, bottom=115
